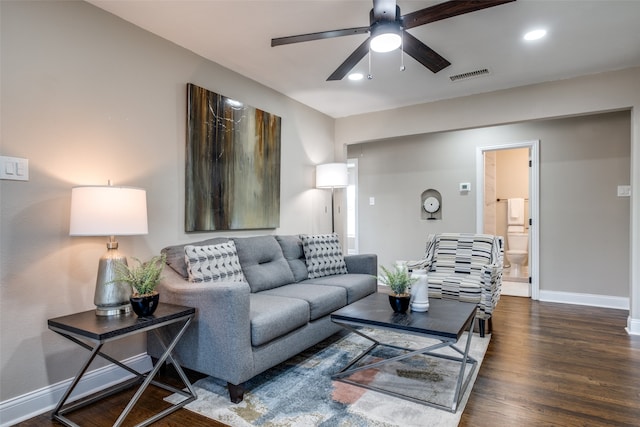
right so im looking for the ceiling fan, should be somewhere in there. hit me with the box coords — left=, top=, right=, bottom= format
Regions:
left=271, top=0, right=515, bottom=81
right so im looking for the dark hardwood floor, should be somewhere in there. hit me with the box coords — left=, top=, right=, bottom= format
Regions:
left=460, top=296, right=640, bottom=427
left=15, top=296, right=640, bottom=426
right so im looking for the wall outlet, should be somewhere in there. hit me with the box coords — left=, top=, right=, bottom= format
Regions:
left=0, top=156, right=29, bottom=181
left=459, top=182, right=471, bottom=192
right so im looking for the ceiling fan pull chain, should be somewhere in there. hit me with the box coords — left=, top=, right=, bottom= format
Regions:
left=400, top=30, right=406, bottom=72
left=368, top=48, right=373, bottom=80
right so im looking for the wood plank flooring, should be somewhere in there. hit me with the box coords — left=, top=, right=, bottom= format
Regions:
left=15, top=296, right=640, bottom=426
left=460, top=296, right=640, bottom=427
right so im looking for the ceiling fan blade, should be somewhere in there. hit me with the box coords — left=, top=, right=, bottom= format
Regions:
left=272, top=27, right=369, bottom=47
left=402, top=31, right=451, bottom=73
left=327, top=38, right=370, bottom=81
left=372, top=0, right=397, bottom=22
left=403, top=0, right=515, bottom=30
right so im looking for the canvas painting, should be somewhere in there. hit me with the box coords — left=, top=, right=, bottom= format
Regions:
left=185, top=83, right=281, bottom=231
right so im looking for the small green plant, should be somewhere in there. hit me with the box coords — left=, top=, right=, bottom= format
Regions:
left=379, top=264, right=417, bottom=296
left=112, top=253, right=166, bottom=297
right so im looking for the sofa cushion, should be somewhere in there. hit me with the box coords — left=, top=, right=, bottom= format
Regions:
left=300, top=233, right=348, bottom=279
left=275, top=235, right=309, bottom=282
left=249, top=293, right=310, bottom=346
left=303, top=273, right=377, bottom=304
left=233, top=236, right=295, bottom=293
left=261, top=284, right=347, bottom=321
left=162, top=237, right=230, bottom=279
left=184, top=241, right=245, bottom=283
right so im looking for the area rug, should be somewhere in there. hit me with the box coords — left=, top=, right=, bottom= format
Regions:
left=167, top=328, right=490, bottom=426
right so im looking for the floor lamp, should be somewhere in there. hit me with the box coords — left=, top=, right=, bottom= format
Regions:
left=316, top=163, right=348, bottom=233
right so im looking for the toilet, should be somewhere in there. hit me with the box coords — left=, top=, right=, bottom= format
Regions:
left=506, top=198, right=528, bottom=276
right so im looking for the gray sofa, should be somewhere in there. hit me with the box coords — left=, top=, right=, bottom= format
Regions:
left=148, top=234, right=377, bottom=403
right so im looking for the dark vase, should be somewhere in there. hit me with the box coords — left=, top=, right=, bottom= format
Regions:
left=130, top=292, right=160, bottom=317
left=388, top=294, right=411, bottom=313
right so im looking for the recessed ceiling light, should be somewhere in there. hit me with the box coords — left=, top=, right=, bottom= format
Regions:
left=524, top=29, right=547, bottom=41
left=348, top=73, right=364, bottom=81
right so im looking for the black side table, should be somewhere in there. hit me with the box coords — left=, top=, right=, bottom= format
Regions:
left=48, top=303, right=196, bottom=427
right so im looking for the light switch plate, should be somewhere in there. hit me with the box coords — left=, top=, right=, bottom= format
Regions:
left=617, top=185, right=631, bottom=197
left=0, top=156, right=29, bottom=181
left=459, top=182, right=471, bottom=192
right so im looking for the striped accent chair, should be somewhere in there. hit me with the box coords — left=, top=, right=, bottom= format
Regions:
left=408, top=233, right=504, bottom=337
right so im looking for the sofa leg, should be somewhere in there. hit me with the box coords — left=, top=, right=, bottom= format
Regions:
left=478, top=319, right=486, bottom=337
left=228, top=382, right=244, bottom=403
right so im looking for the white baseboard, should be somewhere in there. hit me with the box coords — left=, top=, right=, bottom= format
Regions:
left=538, top=290, right=629, bottom=310
left=626, top=316, right=640, bottom=336
left=0, top=353, right=152, bottom=427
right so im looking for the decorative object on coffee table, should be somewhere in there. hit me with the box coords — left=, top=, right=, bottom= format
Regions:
left=410, top=269, right=430, bottom=312
left=112, top=253, right=166, bottom=317
left=379, top=264, right=416, bottom=313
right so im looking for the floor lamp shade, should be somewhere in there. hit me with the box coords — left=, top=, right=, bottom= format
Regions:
left=69, top=185, right=148, bottom=316
left=316, top=163, right=348, bottom=189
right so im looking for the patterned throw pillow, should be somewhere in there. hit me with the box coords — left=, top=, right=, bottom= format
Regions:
left=184, top=241, right=246, bottom=283
left=300, top=233, right=348, bottom=279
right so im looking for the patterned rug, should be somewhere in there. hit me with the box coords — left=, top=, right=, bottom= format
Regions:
left=167, top=328, right=490, bottom=426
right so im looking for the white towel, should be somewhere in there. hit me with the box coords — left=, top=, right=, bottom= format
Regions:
left=508, top=198, right=525, bottom=225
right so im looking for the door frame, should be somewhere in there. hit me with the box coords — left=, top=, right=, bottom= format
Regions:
left=476, top=140, right=540, bottom=300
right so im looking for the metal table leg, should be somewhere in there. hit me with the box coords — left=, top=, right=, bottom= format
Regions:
left=332, top=315, right=478, bottom=412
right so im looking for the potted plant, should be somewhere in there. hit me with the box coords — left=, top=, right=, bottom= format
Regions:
left=379, top=264, right=417, bottom=313
left=113, top=253, right=166, bottom=317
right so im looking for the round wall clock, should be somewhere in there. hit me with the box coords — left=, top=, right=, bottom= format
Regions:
left=423, top=196, right=440, bottom=213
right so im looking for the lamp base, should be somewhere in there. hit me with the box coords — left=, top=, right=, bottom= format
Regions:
left=94, top=240, right=133, bottom=316
left=96, top=303, right=132, bottom=316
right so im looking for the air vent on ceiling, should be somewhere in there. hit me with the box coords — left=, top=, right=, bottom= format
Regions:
left=449, top=68, right=490, bottom=82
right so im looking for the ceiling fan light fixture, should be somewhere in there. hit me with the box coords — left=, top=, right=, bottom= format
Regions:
left=369, top=22, right=402, bottom=53
left=348, top=73, right=364, bottom=81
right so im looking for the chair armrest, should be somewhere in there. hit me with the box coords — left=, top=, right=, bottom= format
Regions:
left=406, top=258, right=433, bottom=272
left=344, top=254, right=377, bottom=276
left=479, top=263, right=503, bottom=316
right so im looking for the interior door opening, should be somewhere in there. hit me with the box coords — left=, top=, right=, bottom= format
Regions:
left=476, top=140, right=540, bottom=300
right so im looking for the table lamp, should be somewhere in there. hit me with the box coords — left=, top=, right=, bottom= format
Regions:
left=316, top=163, right=348, bottom=233
left=69, top=185, right=148, bottom=316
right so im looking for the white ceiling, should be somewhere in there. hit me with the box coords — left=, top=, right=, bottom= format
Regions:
left=86, top=0, right=640, bottom=118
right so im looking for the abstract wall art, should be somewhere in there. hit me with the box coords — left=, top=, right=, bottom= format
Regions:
left=185, top=83, right=281, bottom=231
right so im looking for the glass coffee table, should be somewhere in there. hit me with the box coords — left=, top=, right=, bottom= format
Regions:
left=330, top=293, right=478, bottom=412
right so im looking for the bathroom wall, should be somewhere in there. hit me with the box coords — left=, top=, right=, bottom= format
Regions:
left=495, top=148, right=530, bottom=248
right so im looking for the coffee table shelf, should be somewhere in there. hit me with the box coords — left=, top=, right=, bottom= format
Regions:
left=330, top=293, right=477, bottom=412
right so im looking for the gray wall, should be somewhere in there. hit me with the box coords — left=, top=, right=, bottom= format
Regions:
left=0, top=1, right=335, bottom=403
left=348, top=111, right=630, bottom=297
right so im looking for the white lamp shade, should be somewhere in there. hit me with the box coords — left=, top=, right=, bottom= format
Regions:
left=316, top=163, right=348, bottom=188
left=69, top=186, right=148, bottom=236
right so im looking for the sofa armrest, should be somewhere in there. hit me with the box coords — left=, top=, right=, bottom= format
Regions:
left=151, top=266, right=254, bottom=385
left=344, top=254, right=377, bottom=276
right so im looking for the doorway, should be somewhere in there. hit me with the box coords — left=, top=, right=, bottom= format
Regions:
left=476, top=140, right=540, bottom=300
